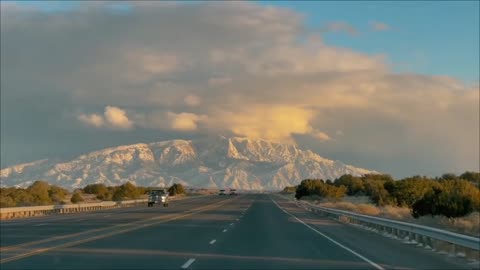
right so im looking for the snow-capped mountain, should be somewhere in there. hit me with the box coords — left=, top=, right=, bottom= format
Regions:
left=0, top=136, right=377, bottom=190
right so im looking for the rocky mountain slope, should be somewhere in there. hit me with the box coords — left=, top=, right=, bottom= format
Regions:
left=0, top=136, right=377, bottom=190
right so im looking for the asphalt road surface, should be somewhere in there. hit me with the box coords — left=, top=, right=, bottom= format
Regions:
left=0, top=194, right=474, bottom=269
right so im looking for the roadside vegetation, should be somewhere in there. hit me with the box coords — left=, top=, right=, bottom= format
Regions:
left=285, top=171, right=480, bottom=236
left=0, top=181, right=187, bottom=207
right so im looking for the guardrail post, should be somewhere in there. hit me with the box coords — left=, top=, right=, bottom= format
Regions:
left=465, top=247, right=480, bottom=261
left=408, top=232, right=415, bottom=244
left=415, top=234, right=424, bottom=247
left=449, top=243, right=456, bottom=257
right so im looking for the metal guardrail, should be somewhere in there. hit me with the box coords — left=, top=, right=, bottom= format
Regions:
left=298, top=201, right=480, bottom=255
left=0, top=199, right=147, bottom=220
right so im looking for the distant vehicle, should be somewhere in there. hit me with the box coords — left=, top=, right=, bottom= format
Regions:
left=229, top=189, right=237, bottom=195
left=219, top=189, right=226, bottom=195
left=148, top=189, right=169, bottom=207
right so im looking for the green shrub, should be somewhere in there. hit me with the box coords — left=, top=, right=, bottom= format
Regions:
left=49, top=185, right=68, bottom=203
left=70, top=192, right=84, bottom=203
left=83, top=184, right=108, bottom=195
left=28, top=181, right=52, bottom=205
left=168, top=183, right=185, bottom=196
left=112, top=182, right=141, bottom=201
left=412, top=180, right=480, bottom=218
left=295, top=179, right=346, bottom=201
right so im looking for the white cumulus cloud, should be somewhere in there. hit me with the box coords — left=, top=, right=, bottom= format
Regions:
left=78, top=113, right=104, bottom=127
left=77, top=106, right=133, bottom=130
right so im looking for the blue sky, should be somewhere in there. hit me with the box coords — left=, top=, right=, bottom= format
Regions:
left=259, top=1, right=480, bottom=83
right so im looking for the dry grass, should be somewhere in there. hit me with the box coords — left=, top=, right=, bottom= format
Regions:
left=320, top=201, right=357, bottom=212
left=416, top=212, right=480, bottom=237
left=357, top=204, right=381, bottom=215
left=313, top=196, right=480, bottom=237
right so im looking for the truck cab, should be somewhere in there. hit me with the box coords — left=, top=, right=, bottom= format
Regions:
left=148, top=189, right=169, bottom=207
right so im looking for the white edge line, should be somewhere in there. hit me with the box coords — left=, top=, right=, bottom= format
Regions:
left=271, top=199, right=385, bottom=270
left=181, top=258, right=196, bottom=269
left=209, top=239, right=216, bottom=245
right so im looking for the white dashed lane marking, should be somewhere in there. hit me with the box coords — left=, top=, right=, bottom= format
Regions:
left=209, top=239, right=216, bottom=245
left=181, top=258, right=196, bottom=269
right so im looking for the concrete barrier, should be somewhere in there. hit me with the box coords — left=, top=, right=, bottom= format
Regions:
left=0, top=199, right=147, bottom=220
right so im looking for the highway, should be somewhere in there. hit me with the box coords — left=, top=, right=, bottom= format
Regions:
left=0, top=194, right=473, bottom=269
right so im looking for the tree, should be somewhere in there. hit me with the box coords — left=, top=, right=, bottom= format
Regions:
left=295, top=179, right=346, bottom=201
left=441, top=173, right=458, bottom=181
left=389, top=176, right=440, bottom=207
left=112, top=182, right=141, bottom=201
left=0, top=195, right=16, bottom=207
left=49, top=185, right=68, bottom=204
left=459, top=171, right=480, bottom=186
left=70, top=192, right=84, bottom=203
left=334, top=175, right=365, bottom=195
left=83, top=184, right=108, bottom=195
left=83, top=183, right=111, bottom=201
left=168, top=183, right=185, bottom=196
left=295, top=179, right=322, bottom=199
left=10, top=189, right=34, bottom=206
left=28, top=181, right=52, bottom=205
left=412, top=179, right=480, bottom=218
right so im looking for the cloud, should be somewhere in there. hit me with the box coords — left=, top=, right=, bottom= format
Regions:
left=370, top=21, right=391, bottom=31
left=208, top=76, right=232, bottom=86
left=77, top=106, right=133, bottom=130
left=204, top=105, right=329, bottom=143
left=78, top=113, right=104, bottom=127
left=166, top=112, right=206, bottom=131
left=321, top=21, right=359, bottom=36
left=2, top=1, right=478, bottom=177
left=104, top=106, right=133, bottom=129
left=311, top=130, right=331, bottom=141
left=184, top=94, right=201, bottom=106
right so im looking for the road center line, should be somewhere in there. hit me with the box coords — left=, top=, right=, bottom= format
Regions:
left=209, top=239, right=216, bottom=245
left=271, top=198, right=385, bottom=270
left=181, top=258, right=196, bottom=269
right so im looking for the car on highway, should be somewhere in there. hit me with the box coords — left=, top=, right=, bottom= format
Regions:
left=147, top=189, right=169, bottom=207
left=229, top=189, right=237, bottom=195
left=219, top=189, right=226, bottom=195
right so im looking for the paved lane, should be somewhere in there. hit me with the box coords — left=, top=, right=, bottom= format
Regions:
left=0, top=194, right=473, bottom=269
left=0, top=195, right=216, bottom=247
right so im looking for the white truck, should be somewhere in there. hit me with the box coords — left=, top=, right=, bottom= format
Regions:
left=147, top=189, right=169, bottom=207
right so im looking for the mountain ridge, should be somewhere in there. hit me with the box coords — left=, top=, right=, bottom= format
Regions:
left=0, top=136, right=378, bottom=190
